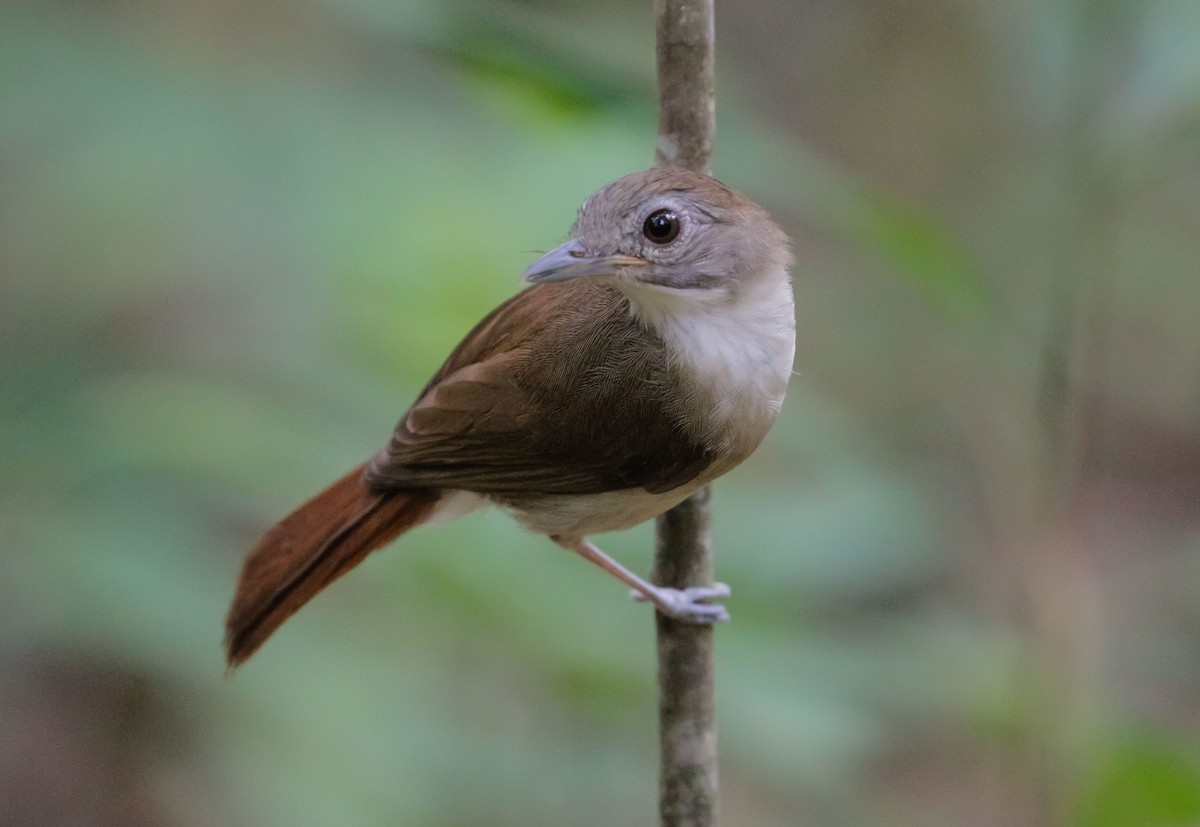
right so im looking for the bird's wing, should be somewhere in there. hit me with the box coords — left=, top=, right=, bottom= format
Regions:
left=364, top=281, right=714, bottom=496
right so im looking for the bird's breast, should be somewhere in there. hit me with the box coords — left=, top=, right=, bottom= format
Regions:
left=629, top=266, right=796, bottom=462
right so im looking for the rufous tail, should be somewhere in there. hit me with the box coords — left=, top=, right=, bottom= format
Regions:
left=224, top=463, right=439, bottom=667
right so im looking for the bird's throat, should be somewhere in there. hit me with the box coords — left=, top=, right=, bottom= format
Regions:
left=618, top=266, right=796, bottom=459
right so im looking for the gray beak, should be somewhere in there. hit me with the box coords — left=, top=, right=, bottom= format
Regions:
left=522, top=239, right=647, bottom=284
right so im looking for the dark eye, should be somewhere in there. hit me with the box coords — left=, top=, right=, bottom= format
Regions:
left=642, top=209, right=680, bottom=244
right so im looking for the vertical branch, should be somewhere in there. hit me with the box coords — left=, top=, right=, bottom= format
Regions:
left=653, top=488, right=717, bottom=827
left=654, top=0, right=715, bottom=175
left=652, top=2, right=717, bottom=826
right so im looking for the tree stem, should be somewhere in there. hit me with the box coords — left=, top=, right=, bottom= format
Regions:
left=654, top=0, right=715, bottom=175
left=652, top=2, right=717, bottom=825
left=653, top=488, right=717, bottom=827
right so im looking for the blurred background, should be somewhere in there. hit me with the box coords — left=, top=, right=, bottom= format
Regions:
left=2, top=0, right=1199, bottom=825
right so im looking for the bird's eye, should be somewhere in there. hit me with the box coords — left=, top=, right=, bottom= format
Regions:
left=642, top=209, right=681, bottom=244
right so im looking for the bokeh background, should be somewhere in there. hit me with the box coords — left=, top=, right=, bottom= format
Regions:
left=3, top=0, right=1200, bottom=825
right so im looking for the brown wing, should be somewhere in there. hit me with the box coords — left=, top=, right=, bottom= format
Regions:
left=363, top=281, right=715, bottom=497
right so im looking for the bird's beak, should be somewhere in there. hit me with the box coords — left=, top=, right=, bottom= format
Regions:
left=522, top=239, right=647, bottom=284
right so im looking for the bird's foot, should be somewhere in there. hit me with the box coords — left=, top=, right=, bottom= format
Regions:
left=630, top=583, right=731, bottom=623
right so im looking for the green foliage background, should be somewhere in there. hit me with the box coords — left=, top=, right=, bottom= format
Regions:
left=2, top=1, right=1199, bottom=825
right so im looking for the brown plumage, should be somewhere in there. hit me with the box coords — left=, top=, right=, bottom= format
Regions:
left=224, top=281, right=710, bottom=666
left=365, top=281, right=715, bottom=497
left=224, top=465, right=439, bottom=666
left=224, top=167, right=795, bottom=667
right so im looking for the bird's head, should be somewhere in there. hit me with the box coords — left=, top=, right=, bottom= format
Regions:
left=522, top=168, right=791, bottom=303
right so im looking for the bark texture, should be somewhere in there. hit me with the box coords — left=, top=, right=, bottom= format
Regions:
left=652, top=3, right=718, bottom=825
left=653, top=487, right=717, bottom=827
left=654, top=0, right=715, bottom=175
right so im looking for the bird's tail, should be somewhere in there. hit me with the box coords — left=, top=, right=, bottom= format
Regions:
left=224, top=463, right=439, bottom=667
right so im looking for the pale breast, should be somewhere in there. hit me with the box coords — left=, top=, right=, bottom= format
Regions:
left=623, top=265, right=796, bottom=462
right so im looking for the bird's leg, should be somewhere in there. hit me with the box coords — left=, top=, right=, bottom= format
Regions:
left=551, top=536, right=730, bottom=623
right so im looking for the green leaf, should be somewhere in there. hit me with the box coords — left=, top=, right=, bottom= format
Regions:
left=1072, top=732, right=1200, bottom=827
left=845, top=190, right=993, bottom=325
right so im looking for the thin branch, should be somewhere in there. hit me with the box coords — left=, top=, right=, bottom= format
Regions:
left=653, top=488, right=717, bottom=827
left=652, top=1, right=717, bottom=825
left=654, top=0, right=715, bottom=175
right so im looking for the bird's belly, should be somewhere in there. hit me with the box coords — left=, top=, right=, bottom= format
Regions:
left=426, top=489, right=489, bottom=523
left=498, top=484, right=702, bottom=539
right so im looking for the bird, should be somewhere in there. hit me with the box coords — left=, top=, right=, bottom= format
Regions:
left=224, top=166, right=795, bottom=667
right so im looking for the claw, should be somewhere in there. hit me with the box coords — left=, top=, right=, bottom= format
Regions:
left=549, top=536, right=733, bottom=626
left=630, top=583, right=731, bottom=624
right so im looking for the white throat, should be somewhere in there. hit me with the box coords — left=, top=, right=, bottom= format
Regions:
left=619, top=266, right=796, bottom=453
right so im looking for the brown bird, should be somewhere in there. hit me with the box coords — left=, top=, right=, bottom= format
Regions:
left=225, top=167, right=795, bottom=667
